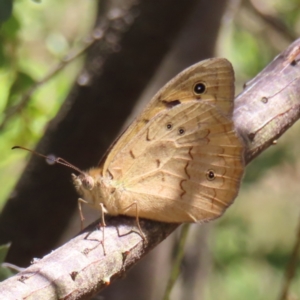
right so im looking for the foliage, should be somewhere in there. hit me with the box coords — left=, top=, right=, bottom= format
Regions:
left=0, top=0, right=13, bottom=23
left=0, top=0, right=96, bottom=204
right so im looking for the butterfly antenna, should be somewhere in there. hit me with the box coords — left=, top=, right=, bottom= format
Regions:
left=12, top=146, right=86, bottom=176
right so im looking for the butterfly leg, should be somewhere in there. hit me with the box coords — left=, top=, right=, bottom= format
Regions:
left=78, top=197, right=88, bottom=230
left=99, top=202, right=107, bottom=227
left=79, top=199, right=107, bottom=255
left=122, top=201, right=146, bottom=240
left=98, top=202, right=106, bottom=250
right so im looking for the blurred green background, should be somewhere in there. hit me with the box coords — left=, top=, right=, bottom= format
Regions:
left=0, top=0, right=299, bottom=299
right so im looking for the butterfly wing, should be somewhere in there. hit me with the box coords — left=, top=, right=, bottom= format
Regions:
left=105, top=101, right=244, bottom=223
left=102, top=58, right=235, bottom=172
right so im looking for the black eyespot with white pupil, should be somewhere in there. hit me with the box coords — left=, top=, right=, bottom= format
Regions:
left=206, top=170, right=215, bottom=181
left=166, top=123, right=172, bottom=130
left=194, top=82, right=206, bottom=94
left=178, top=128, right=185, bottom=135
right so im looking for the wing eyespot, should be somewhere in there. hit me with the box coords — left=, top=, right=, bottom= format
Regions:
left=194, top=82, right=206, bottom=95
left=178, top=128, right=185, bottom=135
left=166, top=123, right=173, bottom=130
left=206, top=170, right=215, bottom=181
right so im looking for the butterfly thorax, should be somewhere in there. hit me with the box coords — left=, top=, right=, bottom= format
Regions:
left=72, top=168, right=121, bottom=216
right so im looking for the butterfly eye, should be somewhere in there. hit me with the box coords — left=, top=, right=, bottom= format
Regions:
left=206, top=170, right=215, bottom=181
left=178, top=128, right=185, bottom=135
left=166, top=123, right=173, bottom=130
left=194, top=82, right=206, bottom=94
left=82, top=175, right=95, bottom=190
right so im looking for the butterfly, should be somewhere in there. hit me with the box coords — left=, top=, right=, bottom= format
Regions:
left=72, top=58, right=244, bottom=228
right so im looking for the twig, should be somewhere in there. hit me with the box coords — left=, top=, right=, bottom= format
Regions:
left=278, top=214, right=300, bottom=300
left=0, top=28, right=104, bottom=132
left=162, top=224, right=190, bottom=300
left=1, top=262, right=25, bottom=273
left=246, top=0, right=297, bottom=42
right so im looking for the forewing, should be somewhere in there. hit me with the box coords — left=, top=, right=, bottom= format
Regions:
left=102, top=58, right=234, bottom=172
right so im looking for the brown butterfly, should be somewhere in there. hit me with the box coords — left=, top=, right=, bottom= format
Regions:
left=72, top=58, right=244, bottom=228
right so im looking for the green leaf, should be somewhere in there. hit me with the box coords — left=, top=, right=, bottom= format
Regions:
left=0, top=15, right=20, bottom=68
left=0, top=243, right=16, bottom=281
left=0, top=43, right=6, bottom=67
left=1, top=14, right=20, bottom=39
left=0, top=243, right=10, bottom=263
left=0, top=0, right=13, bottom=23
left=6, top=71, right=36, bottom=109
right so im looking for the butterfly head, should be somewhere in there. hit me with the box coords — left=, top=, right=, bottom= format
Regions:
left=71, top=168, right=107, bottom=208
left=71, top=172, right=98, bottom=208
left=72, top=173, right=95, bottom=191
